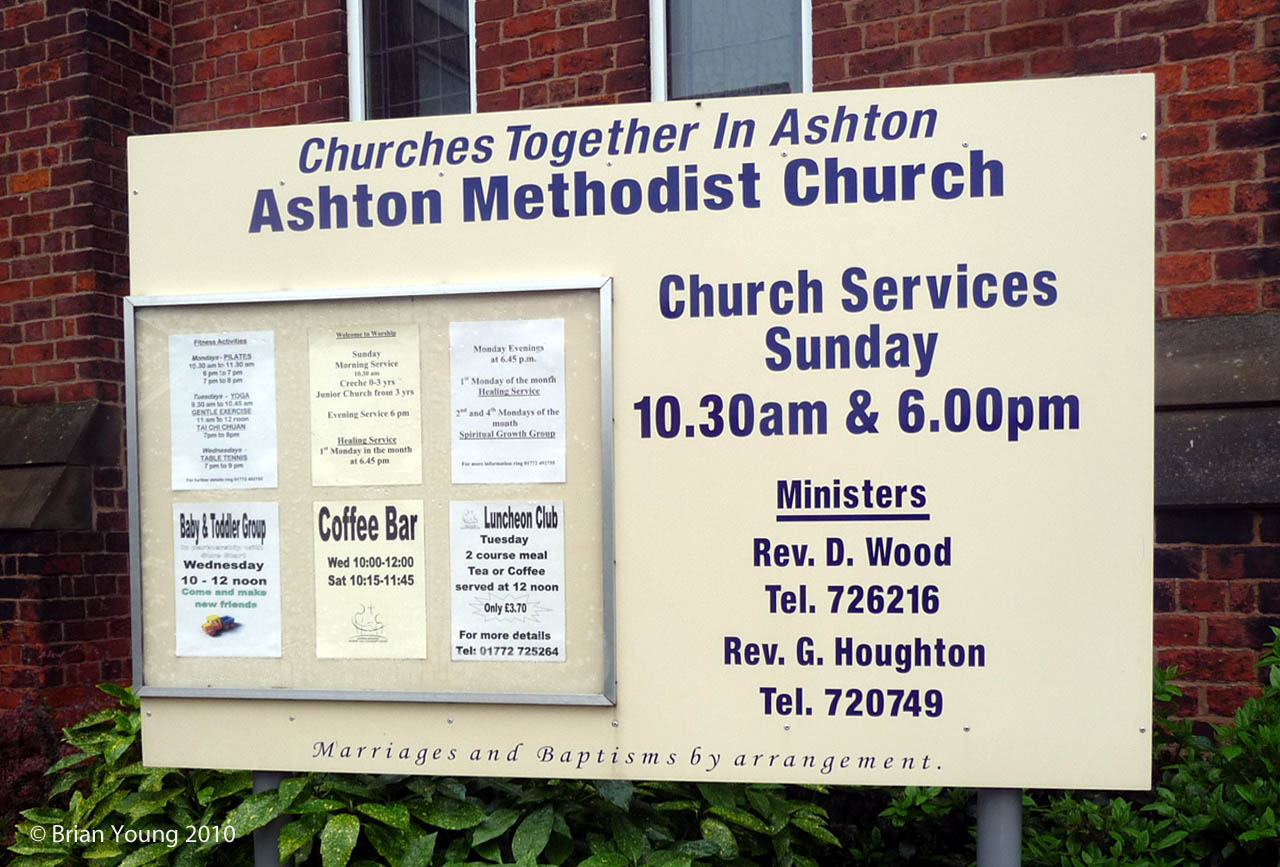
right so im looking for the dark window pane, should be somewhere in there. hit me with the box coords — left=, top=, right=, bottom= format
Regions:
left=667, top=0, right=802, bottom=100
left=365, top=0, right=472, bottom=118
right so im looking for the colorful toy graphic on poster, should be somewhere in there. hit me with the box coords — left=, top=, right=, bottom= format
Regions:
left=172, top=502, right=281, bottom=656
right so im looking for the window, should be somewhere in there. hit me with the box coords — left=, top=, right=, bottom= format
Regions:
left=652, top=0, right=812, bottom=101
left=349, top=0, right=476, bottom=120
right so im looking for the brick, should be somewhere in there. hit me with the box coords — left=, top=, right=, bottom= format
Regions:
left=9, top=169, right=52, bottom=195
left=530, top=28, right=584, bottom=57
left=1155, top=547, right=1202, bottom=578
left=1165, top=218, right=1256, bottom=250
left=1155, top=614, right=1200, bottom=644
left=1165, top=24, right=1255, bottom=61
left=558, top=0, right=612, bottom=27
left=1218, top=116, right=1280, bottom=150
left=1006, top=0, right=1040, bottom=23
left=249, top=21, right=294, bottom=48
left=1207, top=684, right=1263, bottom=715
left=476, top=0, right=514, bottom=23
left=557, top=46, right=613, bottom=75
left=989, top=22, right=1063, bottom=53
left=1262, top=581, right=1280, bottom=613
left=1217, top=0, right=1277, bottom=18
left=919, top=33, right=985, bottom=65
left=969, top=2, right=1003, bottom=28
left=1168, top=87, right=1257, bottom=122
left=955, top=57, right=1026, bottom=81
left=1076, top=35, right=1160, bottom=72
left=1236, top=51, right=1280, bottom=84
left=1123, top=0, right=1207, bottom=35
left=813, top=26, right=864, bottom=57
left=1210, top=547, right=1280, bottom=579
left=1166, top=285, right=1259, bottom=316
left=205, top=32, right=247, bottom=58
left=1217, top=248, right=1280, bottom=279
left=584, top=20, right=631, bottom=48
left=849, top=45, right=914, bottom=75
left=1208, top=615, right=1280, bottom=646
left=866, top=21, right=897, bottom=47
left=478, top=88, right=521, bottom=112
left=814, top=3, right=848, bottom=29
left=1236, top=181, right=1280, bottom=213
left=1166, top=152, right=1257, bottom=186
left=604, top=63, right=647, bottom=94
left=1181, top=580, right=1227, bottom=611
left=1187, top=186, right=1231, bottom=215
left=1069, top=12, right=1116, bottom=43
left=884, top=67, right=949, bottom=87
left=1156, top=647, right=1256, bottom=681
left=931, top=9, right=966, bottom=35
left=1158, top=510, right=1255, bottom=544
left=261, top=0, right=305, bottom=26
left=1186, top=57, right=1230, bottom=89
left=478, top=39, right=532, bottom=68
left=5, top=3, right=44, bottom=29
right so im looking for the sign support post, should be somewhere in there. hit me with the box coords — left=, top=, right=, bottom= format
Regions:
left=252, top=771, right=289, bottom=867
left=976, top=788, right=1022, bottom=866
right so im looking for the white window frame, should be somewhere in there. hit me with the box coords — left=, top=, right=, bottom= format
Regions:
left=650, top=0, right=813, bottom=103
left=348, top=0, right=478, bottom=120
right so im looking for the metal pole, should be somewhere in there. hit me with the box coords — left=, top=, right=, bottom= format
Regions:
left=976, top=788, right=1022, bottom=867
left=253, top=771, right=289, bottom=867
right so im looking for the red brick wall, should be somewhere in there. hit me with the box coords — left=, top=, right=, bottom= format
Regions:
left=475, top=0, right=649, bottom=110
left=0, top=0, right=171, bottom=719
left=170, top=0, right=348, bottom=131
left=810, top=0, right=1279, bottom=320
left=1156, top=508, right=1280, bottom=718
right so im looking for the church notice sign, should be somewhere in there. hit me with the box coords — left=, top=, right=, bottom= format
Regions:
left=128, top=75, right=1154, bottom=791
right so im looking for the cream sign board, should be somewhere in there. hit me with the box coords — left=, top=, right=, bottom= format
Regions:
left=127, top=75, right=1153, bottom=789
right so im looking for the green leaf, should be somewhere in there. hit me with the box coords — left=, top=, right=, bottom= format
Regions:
left=579, top=855, right=631, bottom=867
left=474, top=838, right=503, bottom=862
left=644, top=852, right=692, bottom=867
left=696, top=783, right=738, bottom=810
left=700, top=817, right=738, bottom=859
left=420, top=797, right=486, bottom=830
left=44, top=751, right=93, bottom=775
left=119, top=841, right=174, bottom=867
left=174, top=845, right=208, bottom=867
left=8, top=841, right=69, bottom=857
left=790, top=815, right=839, bottom=846
left=356, top=801, right=410, bottom=831
left=596, top=780, right=635, bottom=809
left=226, top=790, right=285, bottom=836
left=17, top=808, right=65, bottom=824
left=320, top=813, right=361, bottom=867
left=610, top=814, right=646, bottom=863
left=472, top=808, right=521, bottom=846
left=8, top=857, right=69, bottom=867
left=653, top=800, right=700, bottom=812
left=295, top=797, right=347, bottom=814
left=82, top=841, right=127, bottom=860
left=97, top=682, right=140, bottom=707
left=709, top=805, right=770, bottom=834
left=119, top=788, right=180, bottom=820
left=280, top=813, right=327, bottom=861
left=277, top=775, right=310, bottom=810
left=402, top=831, right=438, bottom=867
left=361, top=821, right=404, bottom=864
left=513, top=805, right=555, bottom=862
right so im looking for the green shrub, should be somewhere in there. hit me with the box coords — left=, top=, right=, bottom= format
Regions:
left=9, top=629, right=1280, bottom=867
